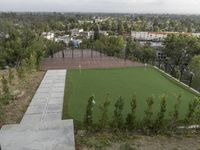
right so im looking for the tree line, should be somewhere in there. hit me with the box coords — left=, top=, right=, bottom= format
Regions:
left=0, top=21, right=65, bottom=69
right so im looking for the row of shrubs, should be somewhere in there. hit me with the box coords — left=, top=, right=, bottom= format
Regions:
left=83, top=94, right=200, bottom=135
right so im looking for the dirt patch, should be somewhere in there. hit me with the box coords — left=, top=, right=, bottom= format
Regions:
left=0, top=70, right=45, bottom=127
left=110, top=135, right=200, bottom=150
left=76, top=134, right=200, bottom=150
left=41, top=49, right=144, bottom=70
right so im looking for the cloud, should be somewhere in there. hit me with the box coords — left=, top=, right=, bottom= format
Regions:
left=0, top=0, right=200, bottom=14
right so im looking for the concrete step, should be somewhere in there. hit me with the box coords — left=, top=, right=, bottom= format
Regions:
left=0, top=120, right=75, bottom=150
left=1, top=124, right=19, bottom=131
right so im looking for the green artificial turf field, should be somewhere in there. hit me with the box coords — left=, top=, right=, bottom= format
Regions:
left=63, top=67, right=198, bottom=123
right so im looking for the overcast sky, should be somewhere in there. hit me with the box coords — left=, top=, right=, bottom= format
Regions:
left=1, top=0, right=200, bottom=14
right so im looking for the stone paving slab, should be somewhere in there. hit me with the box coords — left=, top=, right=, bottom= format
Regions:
left=48, top=98, right=63, bottom=105
left=0, top=120, right=75, bottom=150
left=46, top=104, right=63, bottom=113
left=30, top=99, right=47, bottom=106
left=54, top=83, right=65, bottom=87
left=35, top=87, right=50, bottom=93
left=39, top=83, right=52, bottom=88
left=51, top=93, right=64, bottom=99
left=21, top=114, right=43, bottom=125
left=43, top=113, right=62, bottom=122
left=25, top=105, right=45, bottom=115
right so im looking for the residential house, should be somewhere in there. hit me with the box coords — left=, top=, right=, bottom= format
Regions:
left=42, top=32, right=55, bottom=40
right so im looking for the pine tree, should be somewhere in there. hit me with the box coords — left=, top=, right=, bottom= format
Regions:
left=154, top=96, right=167, bottom=132
left=193, top=97, right=200, bottom=124
left=169, top=95, right=182, bottom=131
left=84, top=95, right=95, bottom=131
left=185, top=97, right=198, bottom=124
left=99, top=95, right=110, bottom=129
left=1, top=75, right=11, bottom=105
left=8, top=67, right=14, bottom=85
left=126, top=95, right=137, bottom=131
left=143, top=96, right=154, bottom=134
left=112, top=96, right=124, bottom=130
left=29, top=53, right=37, bottom=72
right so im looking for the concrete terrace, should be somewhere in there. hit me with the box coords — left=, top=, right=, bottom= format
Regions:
left=0, top=70, right=75, bottom=150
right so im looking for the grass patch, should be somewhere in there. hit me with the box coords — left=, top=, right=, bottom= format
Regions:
left=63, top=67, right=197, bottom=123
left=153, top=67, right=200, bottom=97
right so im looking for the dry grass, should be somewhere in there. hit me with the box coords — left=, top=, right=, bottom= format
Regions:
left=76, top=132, right=200, bottom=150
left=0, top=69, right=45, bottom=127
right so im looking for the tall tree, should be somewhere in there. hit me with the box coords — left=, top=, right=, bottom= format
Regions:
left=189, top=55, right=200, bottom=90
left=93, top=23, right=100, bottom=41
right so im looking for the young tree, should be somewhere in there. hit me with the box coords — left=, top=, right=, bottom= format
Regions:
left=17, top=59, right=27, bottom=79
left=189, top=55, right=200, bottom=90
left=99, top=95, right=111, bottom=129
left=185, top=97, right=198, bottom=124
left=126, top=95, right=137, bottom=131
left=193, top=97, right=200, bottom=124
left=8, top=67, right=14, bottom=85
left=112, top=96, right=124, bottom=130
left=1, top=75, right=11, bottom=105
left=28, top=53, right=37, bottom=72
left=169, top=95, right=182, bottom=131
left=93, top=23, right=100, bottom=41
left=0, top=102, right=3, bottom=119
left=154, top=96, right=167, bottom=132
left=84, top=95, right=95, bottom=131
left=143, top=96, right=154, bottom=134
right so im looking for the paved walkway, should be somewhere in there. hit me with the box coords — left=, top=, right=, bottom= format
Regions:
left=0, top=70, right=75, bottom=150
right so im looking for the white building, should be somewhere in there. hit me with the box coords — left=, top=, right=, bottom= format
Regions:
left=131, top=31, right=169, bottom=41
left=70, top=29, right=84, bottom=37
left=80, top=31, right=94, bottom=39
left=192, top=33, right=200, bottom=38
left=131, top=31, right=200, bottom=41
left=55, top=35, right=71, bottom=45
left=99, top=31, right=108, bottom=36
left=42, top=32, right=55, bottom=40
